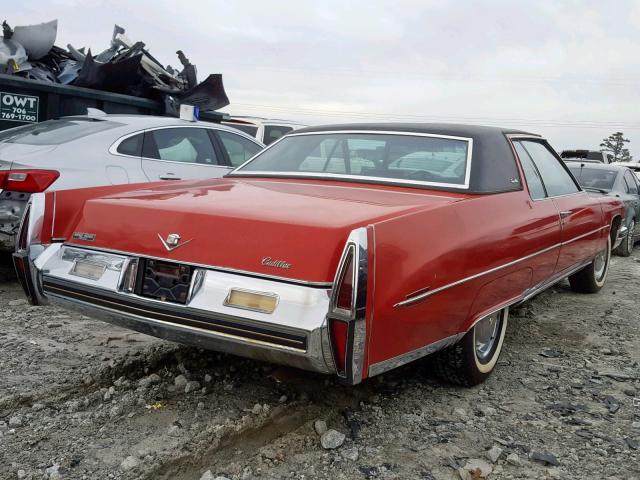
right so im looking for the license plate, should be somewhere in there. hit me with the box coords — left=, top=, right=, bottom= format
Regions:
left=69, top=260, right=106, bottom=281
left=140, top=259, right=192, bottom=304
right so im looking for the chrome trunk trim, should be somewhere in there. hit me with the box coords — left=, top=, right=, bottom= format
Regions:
left=62, top=243, right=333, bottom=288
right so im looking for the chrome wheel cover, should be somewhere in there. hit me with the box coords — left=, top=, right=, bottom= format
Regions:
left=474, top=311, right=501, bottom=361
left=593, top=248, right=607, bottom=280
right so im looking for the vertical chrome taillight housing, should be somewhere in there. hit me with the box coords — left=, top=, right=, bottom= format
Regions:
left=12, top=193, right=49, bottom=305
left=328, top=227, right=368, bottom=385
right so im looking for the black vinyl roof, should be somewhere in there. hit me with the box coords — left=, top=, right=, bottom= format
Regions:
left=292, top=123, right=540, bottom=193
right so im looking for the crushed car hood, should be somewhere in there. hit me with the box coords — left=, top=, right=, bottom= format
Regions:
left=64, top=178, right=466, bottom=282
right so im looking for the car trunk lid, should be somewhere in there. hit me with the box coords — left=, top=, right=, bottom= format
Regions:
left=60, top=178, right=467, bottom=283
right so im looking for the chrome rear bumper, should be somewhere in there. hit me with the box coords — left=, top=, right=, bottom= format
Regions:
left=17, top=243, right=337, bottom=374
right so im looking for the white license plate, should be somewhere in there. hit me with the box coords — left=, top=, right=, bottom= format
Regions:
left=69, top=260, right=107, bottom=281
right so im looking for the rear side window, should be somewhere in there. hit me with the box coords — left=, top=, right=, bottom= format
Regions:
left=217, top=130, right=262, bottom=167
left=116, top=133, right=143, bottom=156
left=144, top=128, right=218, bottom=164
left=0, top=118, right=123, bottom=145
left=516, top=141, right=579, bottom=197
left=514, top=142, right=546, bottom=200
left=263, top=125, right=293, bottom=145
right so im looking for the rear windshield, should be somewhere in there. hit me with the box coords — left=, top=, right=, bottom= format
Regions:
left=263, top=125, right=293, bottom=145
left=561, top=150, right=603, bottom=161
left=567, top=164, right=617, bottom=191
left=0, top=118, right=123, bottom=145
left=231, top=132, right=472, bottom=188
left=223, top=122, right=259, bottom=137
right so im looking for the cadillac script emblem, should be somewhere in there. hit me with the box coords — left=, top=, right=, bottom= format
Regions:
left=261, top=256, right=292, bottom=269
left=157, top=233, right=193, bottom=252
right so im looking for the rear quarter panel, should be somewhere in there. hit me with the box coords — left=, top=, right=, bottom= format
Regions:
left=366, top=189, right=561, bottom=368
left=597, top=194, right=626, bottom=237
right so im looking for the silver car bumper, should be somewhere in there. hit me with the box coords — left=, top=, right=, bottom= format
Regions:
left=19, top=243, right=337, bottom=375
left=614, top=224, right=629, bottom=250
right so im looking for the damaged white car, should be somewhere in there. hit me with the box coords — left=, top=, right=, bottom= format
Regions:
left=0, top=113, right=263, bottom=251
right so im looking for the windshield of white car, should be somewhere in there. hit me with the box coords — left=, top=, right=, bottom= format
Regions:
left=567, top=164, right=617, bottom=191
left=231, top=132, right=471, bottom=188
left=0, top=118, right=124, bottom=145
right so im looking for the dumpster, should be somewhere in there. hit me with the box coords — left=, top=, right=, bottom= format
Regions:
left=0, top=74, right=226, bottom=132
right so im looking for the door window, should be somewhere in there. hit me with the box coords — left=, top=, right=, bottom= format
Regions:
left=217, top=130, right=262, bottom=167
left=514, top=142, right=546, bottom=200
left=624, top=171, right=638, bottom=194
left=145, top=128, right=218, bottom=164
left=517, top=141, right=579, bottom=197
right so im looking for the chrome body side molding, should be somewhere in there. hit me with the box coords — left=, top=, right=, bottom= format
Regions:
left=395, top=225, right=609, bottom=308
left=368, top=332, right=464, bottom=377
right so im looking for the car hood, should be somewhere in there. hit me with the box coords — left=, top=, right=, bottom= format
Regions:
left=0, top=142, right=59, bottom=170
left=65, top=178, right=466, bottom=283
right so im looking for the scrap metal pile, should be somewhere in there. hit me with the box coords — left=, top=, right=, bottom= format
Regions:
left=0, top=19, right=229, bottom=114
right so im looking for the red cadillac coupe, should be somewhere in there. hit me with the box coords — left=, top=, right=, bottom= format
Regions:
left=14, top=124, right=624, bottom=386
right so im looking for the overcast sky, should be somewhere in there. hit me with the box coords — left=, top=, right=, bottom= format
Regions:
left=8, top=0, right=640, bottom=157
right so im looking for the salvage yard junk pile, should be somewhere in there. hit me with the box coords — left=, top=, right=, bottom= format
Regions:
left=0, top=19, right=229, bottom=114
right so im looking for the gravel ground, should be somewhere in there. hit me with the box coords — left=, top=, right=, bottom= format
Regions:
left=0, top=252, right=639, bottom=480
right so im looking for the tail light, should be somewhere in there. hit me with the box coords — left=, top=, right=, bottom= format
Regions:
left=0, top=169, right=59, bottom=193
left=328, top=230, right=368, bottom=384
left=332, top=245, right=356, bottom=317
left=17, top=204, right=31, bottom=250
left=329, top=318, right=349, bottom=375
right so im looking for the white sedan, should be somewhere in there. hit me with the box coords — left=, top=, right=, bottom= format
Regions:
left=0, top=114, right=264, bottom=251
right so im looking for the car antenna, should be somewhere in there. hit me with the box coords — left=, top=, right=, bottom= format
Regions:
left=86, top=107, right=107, bottom=117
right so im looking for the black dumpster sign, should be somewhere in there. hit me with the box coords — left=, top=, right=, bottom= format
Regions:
left=0, top=92, right=39, bottom=123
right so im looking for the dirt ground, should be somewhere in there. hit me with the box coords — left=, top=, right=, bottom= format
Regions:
left=0, top=251, right=639, bottom=480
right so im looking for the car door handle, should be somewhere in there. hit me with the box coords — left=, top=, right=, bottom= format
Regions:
left=560, top=210, right=572, bottom=219
left=159, top=174, right=181, bottom=181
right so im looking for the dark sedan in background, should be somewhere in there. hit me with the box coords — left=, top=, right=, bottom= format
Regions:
left=567, top=161, right=640, bottom=256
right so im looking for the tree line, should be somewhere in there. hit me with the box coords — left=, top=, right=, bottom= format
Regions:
left=601, top=132, right=633, bottom=162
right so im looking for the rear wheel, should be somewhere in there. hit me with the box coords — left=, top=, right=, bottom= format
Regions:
left=433, top=308, right=508, bottom=386
left=569, top=235, right=611, bottom=293
left=614, top=220, right=635, bottom=257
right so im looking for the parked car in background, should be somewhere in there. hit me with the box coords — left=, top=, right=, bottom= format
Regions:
left=623, top=161, right=640, bottom=181
left=0, top=114, right=264, bottom=251
left=566, top=161, right=640, bottom=256
left=14, top=124, right=623, bottom=387
left=561, top=149, right=613, bottom=163
left=222, top=116, right=306, bottom=145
